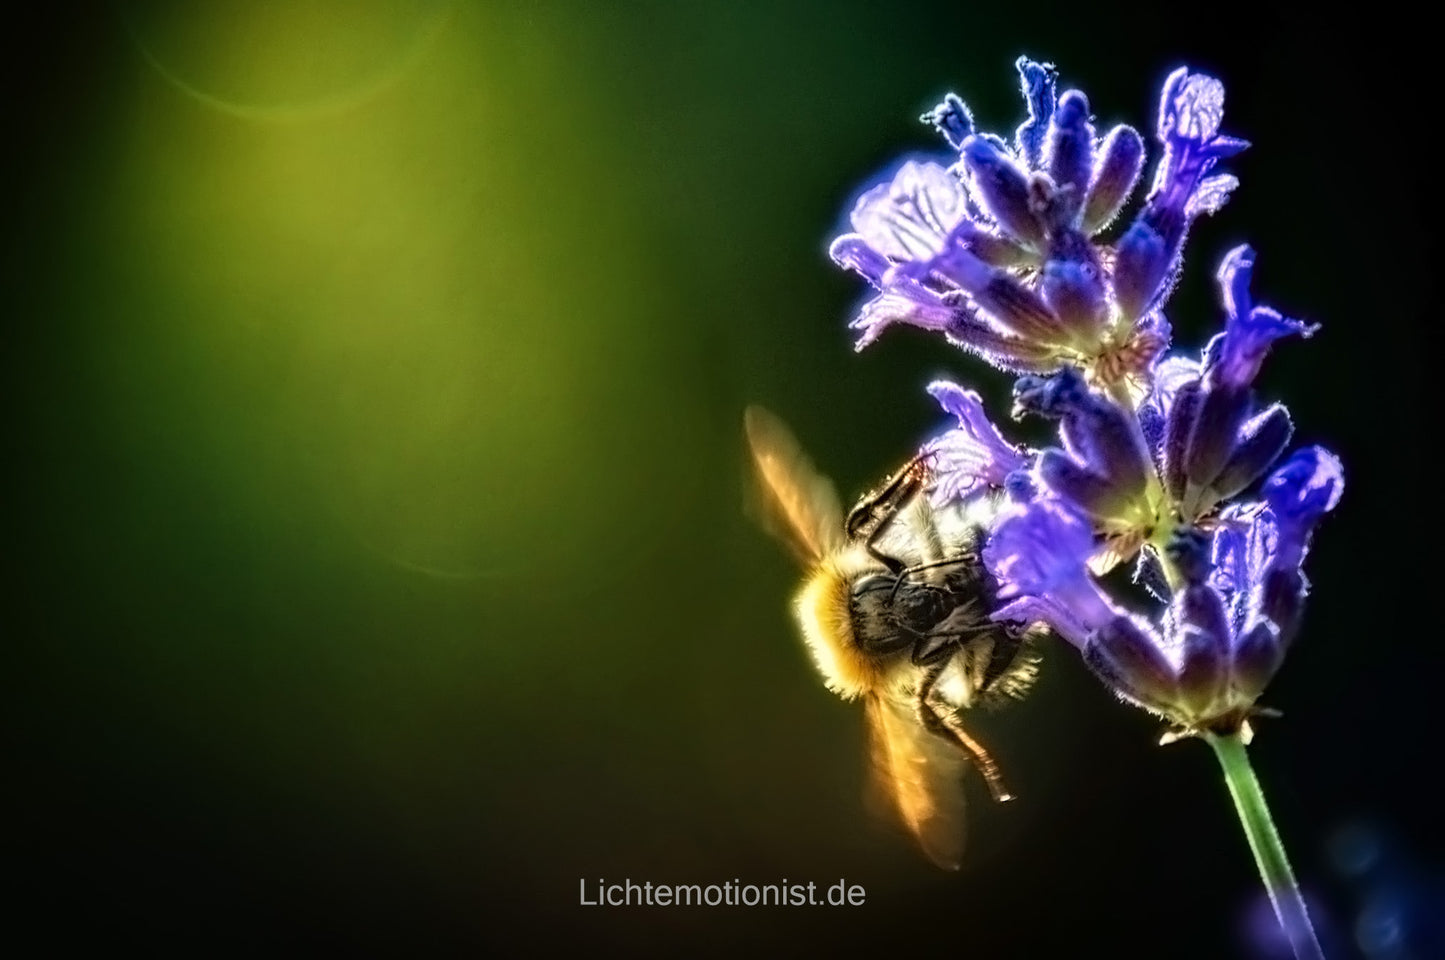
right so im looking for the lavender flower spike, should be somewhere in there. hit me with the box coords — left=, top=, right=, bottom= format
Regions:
left=1085, top=463, right=1334, bottom=736
left=1104, top=446, right=1340, bottom=733
left=831, top=59, right=1242, bottom=390
left=820, top=55, right=1338, bottom=959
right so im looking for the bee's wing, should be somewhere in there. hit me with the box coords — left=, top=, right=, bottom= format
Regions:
left=865, top=693, right=970, bottom=871
left=744, top=405, right=846, bottom=564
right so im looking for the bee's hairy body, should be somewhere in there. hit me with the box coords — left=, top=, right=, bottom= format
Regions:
left=745, top=405, right=1040, bottom=870
left=795, top=499, right=1034, bottom=708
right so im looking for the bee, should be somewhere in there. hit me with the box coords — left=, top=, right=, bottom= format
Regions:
left=744, top=405, right=1039, bottom=870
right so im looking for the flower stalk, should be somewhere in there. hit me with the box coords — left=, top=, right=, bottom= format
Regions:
left=1204, top=730, right=1325, bottom=960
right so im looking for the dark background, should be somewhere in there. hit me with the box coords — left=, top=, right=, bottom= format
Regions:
left=4, top=2, right=1434, bottom=957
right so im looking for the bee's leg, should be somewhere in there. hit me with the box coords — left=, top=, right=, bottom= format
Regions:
left=913, top=662, right=1014, bottom=803
left=979, top=630, right=1024, bottom=693
left=900, top=555, right=977, bottom=577
left=845, top=454, right=929, bottom=537
left=861, top=499, right=920, bottom=576
left=909, top=622, right=994, bottom=667
left=848, top=459, right=930, bottom=576
left=887, top=554, right=975, bottom=604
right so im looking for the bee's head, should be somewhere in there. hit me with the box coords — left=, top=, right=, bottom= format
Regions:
left=792, top=548, right=900, bottom=700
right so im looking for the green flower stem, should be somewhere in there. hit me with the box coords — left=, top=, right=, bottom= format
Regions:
left=1204, top=730, right=1325, bottom=960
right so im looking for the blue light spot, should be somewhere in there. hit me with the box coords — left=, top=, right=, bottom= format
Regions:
left=1329, top=821, right=1383, bottom=878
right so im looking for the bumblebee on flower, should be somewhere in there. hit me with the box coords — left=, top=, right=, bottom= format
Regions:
left=831, top=58, right=1341, bottom=738
left=823, top=56, right=1340, bottom=959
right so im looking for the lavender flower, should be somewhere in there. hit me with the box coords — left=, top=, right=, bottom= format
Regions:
left=1013, top=366, right=1162, bottom=542
left=920, top=380, right=1028, bottom=506
left=1081, top=445, right=1340, bottom=734
left=831, top=58, right=1243, bottom=391
left=932, top=240, right=1344, bottom=734
left=1160, top=246, right=1318, bottom=521
left=872, top=54, right=1340, bottom=750
left=975, top=446, right=1340, bottom=736
left=982, top=498, right=1141, bottom=648
left=829, top=56, right=1338, bottom=960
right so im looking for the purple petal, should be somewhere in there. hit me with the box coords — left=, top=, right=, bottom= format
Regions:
left=1113, top=220, right=1170, bottom=322
left=1161, top=378, right=1203, bottom=501
left=846, top=287, right=961, bottom=350
left=983, top=499, right=1119, bottom=642
left=1152, top=354, right=1204, bottom=397
left=1081, top=125, right=1145, bottom=233
left=1208, top=516, right=1252, bottom=599
left=1067, top=395, right=1152, bottom=496
left=1230, top=621, right=1284, bottom=701
left=1041, top=257, right=1108, bottom=336
left=846, top=160, right=970, bottom=261
left=1211, top=403, right=1293, bottom=502
left=1142, top=354, right=1202, bottom=468
left=1037, top=451, right=1118, bottom=520
left=1187, top=174, right=1239, bottom=218
left=1261, top=446, right=1345, bottom=566
left=1257, top=566, right=1306, bottom=644
left=921, top=93, right=975, bottom=150
left=1176, top=625, right=1228, bottom=716
left=1155, top=69, right=1248, bottom=166
left=1085, top=615, right=1178, bottom=709
left=1262, top=446, right=1345, bottom=526
left=940, top=312, right=1061, bottom=373
left=961, top=136, right=1045, bottom=247
left=1122, top=68, right=1248, bottom=321
left=1158, top=70, right=1225, bottom=148
left=1014, top=56, right=1057, bottom=169
left=984, top=499, right=1096, bottom=595
left=1208, top=246, right=1319, bottom=389
left=931, top=243, right=1065, bottom=340
left=1013, top=369, right=1152, bottom=501
left=1046, top=89, right=1095, bottom=194
left=923, top=381, right=1027, bottom=503
left=1177, top=582, right=1232, bottom=655
left=828, top=234, right=891, bottom=286
left=958, top=228, right=1035, bottom=269
left=1185, top=384, right=1251, bottom=493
